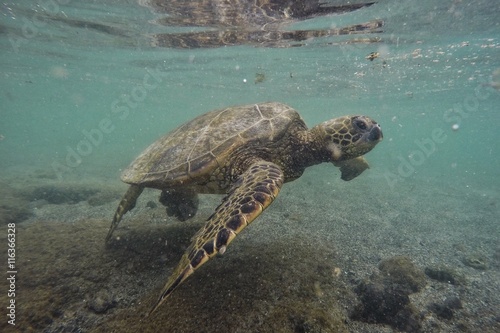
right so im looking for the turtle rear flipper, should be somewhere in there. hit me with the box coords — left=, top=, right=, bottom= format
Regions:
left=148, top=161, right=284, bottom=315
left=159, top=188, right=199, bottom=221
left=106, top=184, right=144, bottom=243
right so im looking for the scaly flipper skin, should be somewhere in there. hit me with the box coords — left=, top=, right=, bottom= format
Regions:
left=105, top=184, right=144, bottom=243
left=148, top=160, right=284, bottom=315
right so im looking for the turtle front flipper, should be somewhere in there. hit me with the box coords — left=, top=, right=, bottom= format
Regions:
left=148, top=161, right=284, bottom=315
left=333, top=156, right=370, bottom=181
left=105, top=184, right=144, bottom=243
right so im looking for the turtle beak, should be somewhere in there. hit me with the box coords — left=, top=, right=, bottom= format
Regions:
left=368, top=125, right=383, bottom=142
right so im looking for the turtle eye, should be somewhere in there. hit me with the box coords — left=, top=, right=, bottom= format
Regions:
left=353, top=118, right=368, bottom=131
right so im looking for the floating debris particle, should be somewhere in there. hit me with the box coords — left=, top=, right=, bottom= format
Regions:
left=255, top=72, right=266, bottom=84
left=365, top=52, right=379, bottom=61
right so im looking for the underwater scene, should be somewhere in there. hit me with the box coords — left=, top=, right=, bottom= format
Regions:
left=1, top=0, right=499, bottom=332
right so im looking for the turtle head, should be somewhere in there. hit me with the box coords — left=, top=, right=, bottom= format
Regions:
left=316, top=115, right=382, bottom=162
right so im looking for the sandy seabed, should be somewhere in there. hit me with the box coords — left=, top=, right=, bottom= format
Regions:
left=0, top=166, right=498, bottom=333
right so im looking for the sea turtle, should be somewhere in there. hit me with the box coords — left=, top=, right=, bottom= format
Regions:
left=141, top=0, right=383, bottom=48
left=106, top=102, right=382, bottom=314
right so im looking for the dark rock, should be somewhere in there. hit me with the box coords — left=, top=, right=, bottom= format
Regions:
left=353, top=281, right=409, bottom=321
left=425, top=265, right=465, bottom=285
left=351, top=256, right=426, bottom=332
left=428, top=296, right=462, bottom=320
left=22, top=184, right=119, bottom=207
left=351, top=279, right=422, bottom=332
left=429, top=303, right=453, bottom=320
left=146, top=200, right=158, bottom=209
left=28, top=185, right=99, bottom=204
left=444, top=296, right=462, bottom=310
left=378, top=256, right=427, bottom=293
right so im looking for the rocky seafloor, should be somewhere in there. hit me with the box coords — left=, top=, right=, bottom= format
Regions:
left=0, top=167, right=499, bottom=333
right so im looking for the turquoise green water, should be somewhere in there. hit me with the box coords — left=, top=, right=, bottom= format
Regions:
left=2, top=1, right=499, bottom=193
left=0, top=1, right=499, bottom=331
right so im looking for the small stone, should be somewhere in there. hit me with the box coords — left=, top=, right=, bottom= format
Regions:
left=425, top=265, right=465, bottom=285
left=87, top=291, right=116, bottom=314
left=146, top=200, right=158, bottom=209
left=444, top=296, right=462, bottom=310
left=462, top=253, right=489, bottom=270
